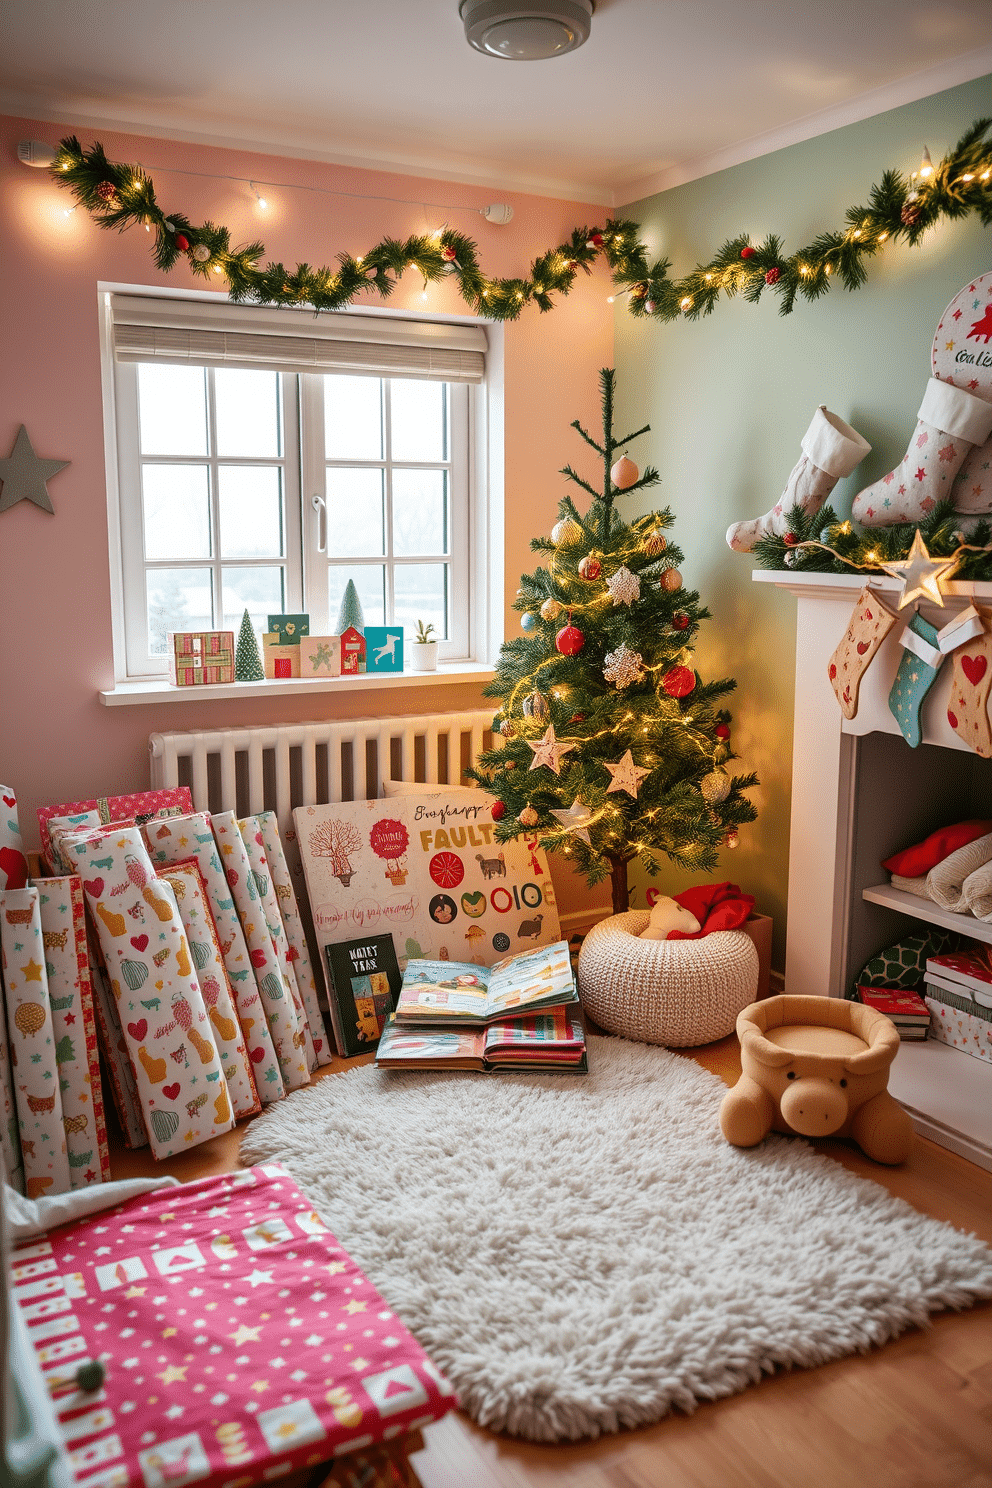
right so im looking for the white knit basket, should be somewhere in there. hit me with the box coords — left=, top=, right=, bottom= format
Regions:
left=577, top=910, right=760, bottom=1048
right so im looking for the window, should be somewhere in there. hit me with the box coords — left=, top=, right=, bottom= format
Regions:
left=105, top=294, right=488, bottom=680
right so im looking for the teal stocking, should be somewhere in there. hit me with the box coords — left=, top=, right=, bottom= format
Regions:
left=888, top=612, right=943, bottom=748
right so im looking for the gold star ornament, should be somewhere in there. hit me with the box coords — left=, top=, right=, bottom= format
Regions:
left=526, top=724, right=577, bottom=776
left=877, top=529, right=957, bottom=608
left=0, top=426, right=69, bottom=515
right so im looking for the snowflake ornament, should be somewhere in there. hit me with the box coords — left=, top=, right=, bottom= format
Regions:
left=603, top=643, right=644, bottom=689
left=606, top=566, right=640, bottom=606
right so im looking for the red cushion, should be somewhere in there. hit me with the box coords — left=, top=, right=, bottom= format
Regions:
left=881, top=820, right=992, bottom=877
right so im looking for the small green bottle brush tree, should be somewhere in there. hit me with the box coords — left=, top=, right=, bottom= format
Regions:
left=471, top=370, right=758, bottom=915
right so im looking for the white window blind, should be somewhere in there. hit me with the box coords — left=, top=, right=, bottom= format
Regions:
left=110, top=295, right=487, bottom=383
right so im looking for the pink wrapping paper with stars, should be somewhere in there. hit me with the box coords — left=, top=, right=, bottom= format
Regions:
left=12, top=1163, right=456, bottom=1488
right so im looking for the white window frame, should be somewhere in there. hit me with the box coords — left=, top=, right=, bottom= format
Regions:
left=98, top=286, right=501, bottom=685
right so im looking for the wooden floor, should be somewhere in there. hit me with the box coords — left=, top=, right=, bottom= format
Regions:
left=109, top=1035, right=992, bottom=1488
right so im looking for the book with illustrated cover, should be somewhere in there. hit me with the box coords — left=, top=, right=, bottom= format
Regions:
left=375, top=1004, right=587, bottom=1073
left=856, top=985, right=931, bottom=1022
left=394, top=941, right=576, bottom=1027
left=323, top=934, right=402, bottom=1056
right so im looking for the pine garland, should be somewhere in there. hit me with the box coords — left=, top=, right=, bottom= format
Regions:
left=754, top=501, right=992, bottom=580
left=51, top=121, right=991, bottom=326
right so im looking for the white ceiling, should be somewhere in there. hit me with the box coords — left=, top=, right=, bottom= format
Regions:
left=4, top=0, right=991, bottom=204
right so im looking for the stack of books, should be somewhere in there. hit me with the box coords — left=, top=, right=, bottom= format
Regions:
left=375, top=940, right=587, bottom=1074
left=855, top=985, right=931, bottom=1040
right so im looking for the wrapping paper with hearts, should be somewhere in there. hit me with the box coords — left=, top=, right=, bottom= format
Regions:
left=32, top=875, right=110, bottom=1186
left=64, top=826, right=234, bottom=1159
left=258, top=810, right=331, bottom=1065
left=37, top=787, right=193, bottom=873
left=143, top=813, right=284, bottom=1103
left=238, top=817, right=316, bottom=1072
left=0, top=785, right=28, bottom=891
left=0, top=973, right=25, bottom=1192
left=156, top=859, right=260, bottom=1119
left=0, top=887, right=71, bottom=1198
left=88, top=941, right=148, bottom=1148
left=47, top=809, right=103, bottom=873
left=211, top=812, right=310, bottom=1092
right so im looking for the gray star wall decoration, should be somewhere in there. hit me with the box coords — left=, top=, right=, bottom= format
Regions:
left=0, top=425, right=70, bottom=515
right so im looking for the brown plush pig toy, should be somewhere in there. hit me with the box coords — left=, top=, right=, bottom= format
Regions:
left=720, top=994, right=913, bottom=1164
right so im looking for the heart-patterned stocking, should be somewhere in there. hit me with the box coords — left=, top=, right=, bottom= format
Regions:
left=947, top=609, right=992, bottom=757
left=828, top=587, right=897, bottom=720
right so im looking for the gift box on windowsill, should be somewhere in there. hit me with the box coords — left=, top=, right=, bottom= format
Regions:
left=168, top=632, right=235, bottom=686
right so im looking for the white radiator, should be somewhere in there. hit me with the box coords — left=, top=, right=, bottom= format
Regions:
left=148, top=710, right=495, bottom=843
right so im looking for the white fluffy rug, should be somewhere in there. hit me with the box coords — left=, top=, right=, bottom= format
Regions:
left=240, top=1036, right=992, bottom=1442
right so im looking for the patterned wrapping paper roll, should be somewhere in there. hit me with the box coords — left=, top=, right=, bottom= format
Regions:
left=211, top=812, right=310, bottom=1092
left=143, top=813, right=285, bottom=1103
left=0, top=887, right=71, bottom=1198
left=257, top=810, right=332, bottom=1065
left=0, top=973, right=25, bottom=1192
left=64, top=826, right=234, bottom=1159
left=0, top=785, right=28, bottom=891
left=238, top=817, right=317, bottom=1072
left=88, top=942, right=148, bottom=1148
left=37, top=787, right=194, bottom=874
left=47, top=809, right=103, bottom=873
left=32, top=875, right=111, bottom=1186
left=156, top=859, right=260, bottom=1119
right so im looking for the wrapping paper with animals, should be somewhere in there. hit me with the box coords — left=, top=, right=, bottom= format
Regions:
left=238, top=816, right=317, bottom=1071
left=257, top=809, right=332, bottom=1064
left=63, top=826, right=234, bottom=1159
left=295, top=791, right=560, bottom=973
left=0, top=784, right=29, bottom=890
left=155, top=859, right=260, bottom=1119
left=46, top=810, right=103, bottom=873
left=0, top=887, right=71, bottom=1198
left=32, top=876, right=110, bottom=1186
left=0, top=969, right=25, bottom=1192
left=211, top=812, right=310, bottom=1092
left=87, top=944, right=148, bottom=1148
left=142, top=812, right=284, bottom=1102
left=37, top=787, right=193, bottom=873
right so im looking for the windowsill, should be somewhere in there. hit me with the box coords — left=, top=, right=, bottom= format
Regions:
left=99, top=661, right=496, bottom=707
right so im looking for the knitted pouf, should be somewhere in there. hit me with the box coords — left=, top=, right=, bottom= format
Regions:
left=577, top=910, right=760, bottom=1048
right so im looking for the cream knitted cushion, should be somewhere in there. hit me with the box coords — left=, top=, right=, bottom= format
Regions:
left=577, top=910, right=760, bottom=1048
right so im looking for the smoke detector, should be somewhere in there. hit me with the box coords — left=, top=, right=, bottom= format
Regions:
left=460, top=0, right=593, bottom=60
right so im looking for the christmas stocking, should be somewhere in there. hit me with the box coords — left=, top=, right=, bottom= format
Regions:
left=947, top=608, right=992, bottom=758
left=726, top=406, right=870, bottom=552
left=950, top=431, right=992, bottom=516
left=888, top=612, right=944, bottom=748
left=827, top=587, right=897, bottom=720
left=851, top=379, right=992, bottom=527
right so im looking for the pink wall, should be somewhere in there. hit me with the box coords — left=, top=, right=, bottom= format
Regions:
left=1, top=115, right=613, bottom=920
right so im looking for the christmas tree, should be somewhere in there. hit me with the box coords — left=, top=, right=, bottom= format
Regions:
left=235, top=608, right=265, bottom=681
left=471, top=369, right=758, bottom=914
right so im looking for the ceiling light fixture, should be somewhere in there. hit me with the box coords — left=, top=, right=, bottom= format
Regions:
left=460, top=0, right=593, bottom=60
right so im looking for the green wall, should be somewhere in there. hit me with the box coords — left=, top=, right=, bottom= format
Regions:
left=615, top=76, right=991, bottom=968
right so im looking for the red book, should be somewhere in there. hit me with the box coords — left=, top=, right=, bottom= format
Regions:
left=856, top=985, right=931, bottom=1022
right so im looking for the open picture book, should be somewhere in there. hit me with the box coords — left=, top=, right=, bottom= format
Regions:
left=394, top=940, right=576, bottom=1027
left=376, top=1004, right=587, bottom=1073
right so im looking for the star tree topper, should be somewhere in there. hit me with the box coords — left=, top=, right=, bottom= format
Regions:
left=604, top=750, right=651, bottom=798
left=877, top=529, right=957, bottom=608
left=527, top=724, right=577, bottom=776
left=0, top=425, right=70, bottom=515
left=549, top=798, right=594, bottom=845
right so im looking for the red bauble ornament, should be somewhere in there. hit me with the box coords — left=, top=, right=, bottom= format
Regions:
left=491, top=801, right=506, bottom=821
left=672, top=611, right=690, bottom=631
left=740, top=246, right=756, bottom=260
left=95, top=181, right=117, bottom=204
left=442, top=245, right=457, bottom=261
left=586, top=233, right=604, bottom=248
left=662, top=666, right=696, bottom=698
left=715, top=724, right=731, bottom=740
left=570, top=713, right=586, bottom=723
left=577, top=555, right=601, bottom=581
left=783, top=532, right=798, bottom=546
left=175, top=234, right=190, bottom=252
left=765, top=266, right=780, bottom=285
left=556, top=622, right=585, bottom=656
left=644, top=300, right=656, bottom=314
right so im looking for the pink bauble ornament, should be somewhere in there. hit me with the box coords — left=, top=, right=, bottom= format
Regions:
left=611, top=456, right=639, bottom=490
left=660, top=568, right=683, bottom=593
left=644, top=300, right=656, bottom=314
left=556, top=622, right=585, bottom=656
left=577, top=555, right=601, bottom=581
left=662, top=666, right=695, bottom=698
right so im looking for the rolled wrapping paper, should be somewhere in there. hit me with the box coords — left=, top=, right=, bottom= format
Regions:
left=0, top=972, right=25, bottom=1192
left=925, top=831, right=992, bottom=911
left=143, top=813, right=284, bottom=1103
left=32, top=876, right=111, bottom=1186
left=211, top=812, right=310, bottom=1092
left=63, top=826, right=234, bottom=1159
left=156, top=859, right=260, bottom=1119
left=47, top=810, right=103, bottom=874
left=238, top=816, right=317, bottom=1072
left=87, top=944, right=148, bottom=1148
left=0, top=887, right=71, bottom=1198
left=257, top=810, right=332, bottom=1064
left=962, top=860, right=992, bottom=921
left=0, top=785, right=28, bottom=890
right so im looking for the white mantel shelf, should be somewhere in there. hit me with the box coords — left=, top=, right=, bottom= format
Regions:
left=753, top=568, right=992, bottom=603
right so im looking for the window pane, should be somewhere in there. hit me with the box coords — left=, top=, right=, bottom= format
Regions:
left=393, top=563, right=448, bottom=640
left=142, top=465, right=211, bottom=560
left=392, top=469, right=447, bottom=556
left=137, top=364, right=208, bottom=456
left=326, top=468, right=384, bottom=556
left=390, top=380, right=445, bottom=463
left=146, top=567, right=213, bottom=655
left=222, top=568, right=285, bottom=634
left=324, top=376, right=382, bottom=460
left=219, top=467, right=284, bottom=557
left=214, top=369, right=281, bottom=457
left=328, top=566, right=385, bottom=629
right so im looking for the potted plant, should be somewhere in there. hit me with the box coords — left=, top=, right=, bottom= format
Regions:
left=410, top=620, right=438, bottom=672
